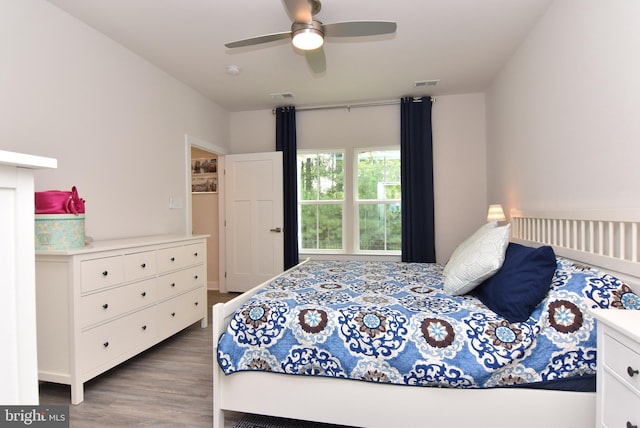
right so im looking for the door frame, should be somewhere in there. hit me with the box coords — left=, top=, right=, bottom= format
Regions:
left=184, top=134, right=228, bottom=292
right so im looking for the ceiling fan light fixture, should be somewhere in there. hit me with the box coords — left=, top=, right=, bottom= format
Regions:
left=291, top=22, right=324, bottom=51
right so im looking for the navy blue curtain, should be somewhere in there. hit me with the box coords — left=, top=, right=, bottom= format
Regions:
left=275, top=106, right=299, bottom=270
left=401, top=97, right=436, bottom=262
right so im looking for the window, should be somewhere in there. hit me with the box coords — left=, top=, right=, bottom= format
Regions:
left=298, top=151, right=344, bottom=251
left=356, top=149, right=401, bottom=252
left=298, top=148, right=401, bottom=254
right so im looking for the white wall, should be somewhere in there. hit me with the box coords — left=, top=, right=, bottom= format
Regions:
left=0, top=0, right=230, bottom=240
left=230, top=110, right=275, bottom=154
left=487, top=0, right=640, bottom=214
left=433, top=94, right=488, bottom=262
left=229, top=94, right=487, bottom=263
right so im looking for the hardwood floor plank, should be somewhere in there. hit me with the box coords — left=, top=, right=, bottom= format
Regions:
left=38, top=291, right=238, bottom=427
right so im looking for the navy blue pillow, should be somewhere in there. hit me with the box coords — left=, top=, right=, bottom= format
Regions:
left=471, top=242, right=557, bottom=323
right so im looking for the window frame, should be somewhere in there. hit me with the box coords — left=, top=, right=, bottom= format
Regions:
left=297, top=146, right=401, bottom=256
left=353, top=146, right=402, bottom=255
left=297, top=149, right=347, bottom=254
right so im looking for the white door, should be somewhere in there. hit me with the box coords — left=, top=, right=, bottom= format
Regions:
left=225, top=152, right=284, bottom=292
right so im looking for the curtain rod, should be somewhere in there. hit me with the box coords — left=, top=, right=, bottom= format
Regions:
left=272, top=97, right=435, bottom=114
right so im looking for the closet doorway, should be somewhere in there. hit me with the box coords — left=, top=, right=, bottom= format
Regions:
left=189, top=145, right=222, bottom=292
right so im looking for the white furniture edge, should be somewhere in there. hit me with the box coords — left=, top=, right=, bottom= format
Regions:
left=212, top=209, right=640, bottom=428
left=589, top=308, right=640, bottom=344
left=0, top=150, right=58, bottom=404
left=0, top=151, right=56, bottom=405
left=0, top=150, right=57, bottom=169
left=589, top=308, right=640, bottom=427
left=35, top=233, right=210, bottom=256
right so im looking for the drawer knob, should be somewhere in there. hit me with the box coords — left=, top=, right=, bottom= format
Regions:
left=142, top=325, right=147, bottom=331
left=171, top=312, right=176, bottom=317
left=194, top=301, right=199, bottom=306
left=141, top=291, right=147, bottom=297
left=627, top=422, right=638, bottom=428
left=102, top=271, right=108, bottom=276
left=170, top=257, right=175, bottom=262
left=194, top=252, right=198, bottom=257
left=194, top=275, right=199, bottom=279
left=102, top=303, right=109, bottom=309
left=103, top=342, right=109, bottom=348
left=628, top=366, right=639, bottom=377
left=171, top=283, right=176, bottom=288
left=141, top=263, right=146, bottom=268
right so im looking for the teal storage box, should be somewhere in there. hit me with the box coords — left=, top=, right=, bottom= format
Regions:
left=35, top=214, right=85, bottom=250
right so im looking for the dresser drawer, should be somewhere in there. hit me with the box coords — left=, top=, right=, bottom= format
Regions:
left=603, top=370, right=640, bottom=428
left=78, top=278, right=157, bottom=328
left=157, top=246, right=187, bottom=273
left=124, top=250, right=157, bottom=281
left=157, top=287, right=206, bottom=338
left=184, top=241, right=206, bottom=266
left=156, top=242, right=206, bottom=273
left=80, top=256, right=124, bottom=293
left=604, top=332, right=640, bottom=391
left=157, top=265, right=205, bottom=300
left=78, top=305, right=157, bottom=374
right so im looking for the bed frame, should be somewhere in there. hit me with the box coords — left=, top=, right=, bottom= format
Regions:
left=212, top=209, right=640, bottom=428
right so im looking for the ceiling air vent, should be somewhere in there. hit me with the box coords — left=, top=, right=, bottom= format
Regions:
left=270, top=92, right=295, bottom=100
left=414, top=80, right=440, bottom=88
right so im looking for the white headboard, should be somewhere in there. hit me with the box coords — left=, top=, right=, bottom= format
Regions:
left=511, top=209, right=640, bottom=292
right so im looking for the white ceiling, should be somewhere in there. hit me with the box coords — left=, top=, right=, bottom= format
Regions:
left=46, top=0, right=553, bottom=112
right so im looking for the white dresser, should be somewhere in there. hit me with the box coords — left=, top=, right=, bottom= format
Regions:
left=592, top=309, right=640, bottom=428
left=36, top=234, right=209, bottom=404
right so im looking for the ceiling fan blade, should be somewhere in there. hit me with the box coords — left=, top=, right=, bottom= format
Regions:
left=225, top=31, right=292, bottom=49
left=282, top=0, right=314, bottom=23
left=322, top=21, right=397, bottom=38
left=305, top=48, right=326, bottom=74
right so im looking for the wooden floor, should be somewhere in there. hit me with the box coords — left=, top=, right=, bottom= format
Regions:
left=38, top=290, right=240, bottom=428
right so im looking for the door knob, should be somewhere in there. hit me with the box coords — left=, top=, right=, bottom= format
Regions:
left=270, top=227, right=282, bottom=233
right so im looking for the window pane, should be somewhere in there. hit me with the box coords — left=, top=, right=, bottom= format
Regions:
left=298, top=154, right=319, bottom=201
left=386, top=203, right=402, bottom=251
left=300, top=204, right=343, bottom=250
left=385, top=155, right=401, bottom=185
left=357, top=150, right=400, bottom=200
left=385, top=183, right=401, bottom=199
left=300, top=205, right=318, bottom=249
left=318, top=204, right=342, bottom=249
left=298, top=152, right=343, bottom=201
left=359, top=203, right=401, bottom=251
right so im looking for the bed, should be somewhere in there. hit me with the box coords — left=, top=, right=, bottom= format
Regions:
left=212, top=209, right=640, bottom=428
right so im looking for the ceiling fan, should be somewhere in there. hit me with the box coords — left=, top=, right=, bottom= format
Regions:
left=224, top=0, right=397, bottom=52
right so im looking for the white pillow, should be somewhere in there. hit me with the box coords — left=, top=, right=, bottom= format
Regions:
left=443, top=223, right=511, bottom=295
left=443, top=221, right=497, bottom=278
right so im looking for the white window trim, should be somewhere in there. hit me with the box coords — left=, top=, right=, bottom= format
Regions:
left=297, top=146, right=400, bottom=256
left=353, top=146, right=401, bottom=255
left=298, top=149, right=347, bottom=254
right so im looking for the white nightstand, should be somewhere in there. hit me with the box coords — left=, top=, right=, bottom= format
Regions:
left=591, top=309, right=640, bottom=428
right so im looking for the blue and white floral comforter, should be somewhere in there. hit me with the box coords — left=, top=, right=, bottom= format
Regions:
left=216, top=259, right=640, bottom=388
